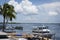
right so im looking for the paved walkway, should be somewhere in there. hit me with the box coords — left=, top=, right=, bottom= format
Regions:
left=0, top=39, right=10, bottom=40
left=0, top=32, right=7, bottom=35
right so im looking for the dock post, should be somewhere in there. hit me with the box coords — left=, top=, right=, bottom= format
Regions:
left=46, top=35, right=49, bottom=40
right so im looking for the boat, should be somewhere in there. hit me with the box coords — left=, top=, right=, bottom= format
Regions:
left=4, top=27, right=16, bottom=33
left=32, top=25, right=54, bottom=38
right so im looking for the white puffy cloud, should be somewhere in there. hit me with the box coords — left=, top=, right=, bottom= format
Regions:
left=38, top=2, right=60, bottom=16
left=8, top=0, right=38, bottom=15
left=8, top=0, right=60, bottom=16
left=49, top=11, right=58, bottom=16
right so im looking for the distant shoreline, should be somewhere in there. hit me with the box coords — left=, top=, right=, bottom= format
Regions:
left=0, top=22, right=60, bottom=24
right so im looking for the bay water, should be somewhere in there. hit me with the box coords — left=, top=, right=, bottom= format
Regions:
left=0, top=23, right=60, bottom=40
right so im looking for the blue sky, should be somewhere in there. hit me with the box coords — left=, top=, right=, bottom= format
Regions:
left=0, top=0, right=60, bottom=23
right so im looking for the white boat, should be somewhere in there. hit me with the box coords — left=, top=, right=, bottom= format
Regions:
left=32, top=25, right=50, bottom=32
left=32, top=25, right=54, bottom=38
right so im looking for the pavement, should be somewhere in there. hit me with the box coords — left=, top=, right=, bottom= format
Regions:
left=0, top=31, right=7, bottom=35
left=0, top=39, right=10, bottom=40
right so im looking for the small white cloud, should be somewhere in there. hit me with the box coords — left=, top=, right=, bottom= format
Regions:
left=8, top=0, right=38, bottom=15
left=39, top=2, right=60, bottom=9
left=49, top=11, right=58, bottom=16
left=24, top=17, right=38, bottom=21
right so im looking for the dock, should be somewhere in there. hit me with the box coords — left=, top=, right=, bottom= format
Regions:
left=0, top=32, right=55, bottom=40
left=7, top=33, right=55, bottom=40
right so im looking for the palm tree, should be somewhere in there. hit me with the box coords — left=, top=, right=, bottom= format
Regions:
left=0, top=3, right=16, bottom=32
left=0, top=4, right=6, bottom=31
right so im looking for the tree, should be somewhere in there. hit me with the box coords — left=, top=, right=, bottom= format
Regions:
left=0, top=3, right=16, bottom=32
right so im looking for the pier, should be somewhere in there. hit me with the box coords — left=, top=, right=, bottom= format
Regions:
left=0, top=32, right=55, bottom=40
left=7, top=33, right=55, bottom=40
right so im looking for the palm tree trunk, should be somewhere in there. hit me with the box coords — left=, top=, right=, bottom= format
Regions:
left=6, top=18, right=8, bottom=26
left=2, top=17, right=5, bottom=32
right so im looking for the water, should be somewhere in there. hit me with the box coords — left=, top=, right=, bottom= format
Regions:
left=0, top=23, right=60, bottom=40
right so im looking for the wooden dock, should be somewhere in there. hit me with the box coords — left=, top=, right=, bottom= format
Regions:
left=7, top=33, right=54, bottom=40
left=0, top=32, right=55, bottom=40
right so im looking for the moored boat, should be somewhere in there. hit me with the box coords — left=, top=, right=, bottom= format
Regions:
left=32, top=25, right=54, bottom=38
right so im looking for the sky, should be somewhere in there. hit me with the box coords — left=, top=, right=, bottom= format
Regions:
left=0, top=0, right=60, bottom=23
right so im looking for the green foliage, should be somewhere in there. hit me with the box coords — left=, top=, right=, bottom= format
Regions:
left=0, top=3, right=16, bottom=21
left=0, top=3, right=16, bottom=31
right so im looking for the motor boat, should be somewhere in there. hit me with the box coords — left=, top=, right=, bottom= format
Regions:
left=32, top=25, right=54, bottom=38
